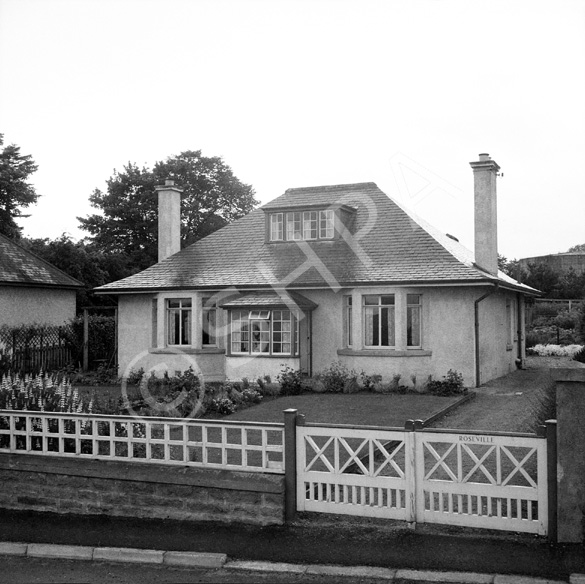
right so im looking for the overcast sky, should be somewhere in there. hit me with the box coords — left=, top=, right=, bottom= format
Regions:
left=1, top=0, right=584, bottom=260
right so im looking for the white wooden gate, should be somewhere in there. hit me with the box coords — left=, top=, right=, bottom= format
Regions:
left=296, top=425, right=414, bottom=521
left=296, top=424, right=548, bottom=535
left=416, top=430, right=547, bottom=535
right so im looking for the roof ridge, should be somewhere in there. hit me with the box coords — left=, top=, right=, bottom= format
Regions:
left=284, top=182, right=378, bottom=194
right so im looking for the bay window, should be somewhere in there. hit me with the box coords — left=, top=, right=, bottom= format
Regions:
left=230, top=309, right=297, bottom=356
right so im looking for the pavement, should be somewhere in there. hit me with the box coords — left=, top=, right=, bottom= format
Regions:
left=0, top=510, right=584, bottom=583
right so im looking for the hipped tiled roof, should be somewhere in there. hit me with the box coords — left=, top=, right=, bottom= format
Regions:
left=95, top=182, right=537, bottom=295
left=0, top=234, right=83, bottom=289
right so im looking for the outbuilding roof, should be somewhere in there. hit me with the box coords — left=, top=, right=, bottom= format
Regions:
left=95, top=182, right=537, bottom=295
left=0, top=234, right=84, bottom=289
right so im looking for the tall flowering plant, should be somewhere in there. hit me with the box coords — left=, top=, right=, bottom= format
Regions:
left=0, top=373, right=93, bottom=414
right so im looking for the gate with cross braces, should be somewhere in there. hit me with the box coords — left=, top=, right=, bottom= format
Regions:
left=296, top=423, right=548, bottom=535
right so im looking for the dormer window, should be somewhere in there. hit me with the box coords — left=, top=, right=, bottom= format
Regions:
left=269, top=210, right=335, bottom=242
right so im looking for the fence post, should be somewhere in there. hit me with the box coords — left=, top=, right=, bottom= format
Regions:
left=404, top=419, right=422, bottom=526
left=545, top=419, right=557, bottom=543
left=284, top=408, right=300, bottom=522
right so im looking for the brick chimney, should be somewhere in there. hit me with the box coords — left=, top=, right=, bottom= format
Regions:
left=155, top=179, right=183, bottom=262
left=469, top=153, right=500, bottom=276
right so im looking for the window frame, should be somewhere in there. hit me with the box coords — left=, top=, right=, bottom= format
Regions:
left=268, top=209, right=336, bottom=242
left=166, top=298, right=192, bottom=346
left=343, top=295, right=353, bottom=348
left=230, top=309, right=298, bottom=356
left=201, top=297, right=217, bottom=347
left=269, top=212, right=284, bottom=241
left=363, top=295, right=396, bottom=348
left=406, top=294, right=422, bottom=349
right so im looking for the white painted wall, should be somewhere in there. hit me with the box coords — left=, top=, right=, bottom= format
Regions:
left=0, top=286, right=76, bottom=327
left=116, top=285, right=522, bottom=388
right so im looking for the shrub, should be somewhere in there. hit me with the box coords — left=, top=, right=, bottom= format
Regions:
left=530, top=344, right=584, bottom=357
left=316, top=361, right=358, bottom=393
left=573, top=346, right=585, bottom=363
left=241, top=387, right=263, bottom=404
left=426, top=369, right=465, bottom=396
left=359, top=371, right=382, bottom=392
left=277, top=366, right=305, bottom=396
left=210, top=397, right=236, bottom=415
left=527, top=379, right=556, bottom=432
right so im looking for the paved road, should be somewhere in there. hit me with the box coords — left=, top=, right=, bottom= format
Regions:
left=0, top=556, right=421, bottom=584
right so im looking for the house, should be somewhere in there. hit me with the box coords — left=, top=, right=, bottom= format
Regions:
left=0, top=234, right=83, bottom=327
left=95, top=153, right=538, bottom=388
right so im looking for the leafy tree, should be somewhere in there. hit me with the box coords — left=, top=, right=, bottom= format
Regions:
left=78, top=151, right=257, bottom=271
left=567, top=243, right=585, bottom=253
left=523, top=262, right=560, bottom=297
left=22, top=235, right=126, bottom=309
left=498, top=255, right=528, bottom=283
left=0, top=134, right=39, bottom=239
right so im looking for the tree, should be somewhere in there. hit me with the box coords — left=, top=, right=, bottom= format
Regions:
left=567, top=243, right=585, bottom=253
left=22, top=235, right=128, bottom=309
left=523, top=262, right=560, bottom=297
left=498, top=255, right=528, bottom=283
left=78, top=151, right=258, bottom=271
left=0, top=134, right=39, bottom=239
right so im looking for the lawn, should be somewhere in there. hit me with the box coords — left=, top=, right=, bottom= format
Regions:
left=210, top=392, right=464, bottom=427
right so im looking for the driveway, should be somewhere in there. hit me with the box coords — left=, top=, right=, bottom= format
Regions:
left=427, top=355, right=584, bottom=433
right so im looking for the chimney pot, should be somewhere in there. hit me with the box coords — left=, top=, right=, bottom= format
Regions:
left=479, top=153, right=490, bottom=161
left=165, top=179, right=175, bottom=186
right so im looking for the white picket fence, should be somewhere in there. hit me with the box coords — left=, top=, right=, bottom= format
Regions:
left=0, top=410, right=284, bottom=473
left=296, top=424, right=548, bottom=535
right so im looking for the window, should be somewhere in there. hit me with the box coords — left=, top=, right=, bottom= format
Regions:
left=202, top=297, right=217, bottom=346
left=343, top=295, right=353, bottom=347
left=231, top=311, right=250, bottom=353
left=231, top=310, right=297, bottom=355
left=302, top=211, right=318, bottom=240
left=167, top=298, right=191, bottom=345
left=272, top=310, right=292, bottom=354
left=286, top=212, right=303, bottom=241
left=364, top=295, right=395, bottom=347
left=319, top=210, right=334, bottom=239
left=270, top=210, right=335, bottom=242
left=270, top=213, right=283, bottom=241
left=407, top=294, right=421, bottom=348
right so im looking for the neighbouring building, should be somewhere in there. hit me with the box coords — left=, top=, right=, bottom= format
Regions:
left=0, top=234, right=83, bottom=327
left=95, top=153, right=538, bottom=388
left=518, top=252, right=585, bottom=275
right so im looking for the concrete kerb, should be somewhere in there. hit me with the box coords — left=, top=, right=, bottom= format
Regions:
left=0, top=542, right=582, bottom=583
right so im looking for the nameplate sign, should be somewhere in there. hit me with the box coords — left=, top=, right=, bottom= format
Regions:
left=458, top=434, right=494, bottom=444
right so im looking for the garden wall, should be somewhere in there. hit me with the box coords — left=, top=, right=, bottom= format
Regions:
left=554, top=369, right=585, bottom=543
left=0, top=453, right=284, bottom=526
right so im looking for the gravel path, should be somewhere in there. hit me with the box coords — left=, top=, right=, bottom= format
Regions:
left=427, top=355, right=584, bottom=433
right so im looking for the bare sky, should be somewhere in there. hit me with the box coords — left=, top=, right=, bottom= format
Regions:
left=1, top=0, right=584, bottom=260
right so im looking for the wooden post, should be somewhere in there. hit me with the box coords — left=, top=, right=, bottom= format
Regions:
left=545, top=419, right=557, bottom=543
left=83, top=308, right=89, bottom=372
left=284, top=408, right=299, bottom=522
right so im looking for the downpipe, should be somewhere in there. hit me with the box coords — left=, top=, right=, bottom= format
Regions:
left=474, top=284, right=498, bottom=388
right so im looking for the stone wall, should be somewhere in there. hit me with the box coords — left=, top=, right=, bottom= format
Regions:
left=0, top=454, right=284, bottom=526
left=554, top=369, right=585, bottom=543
